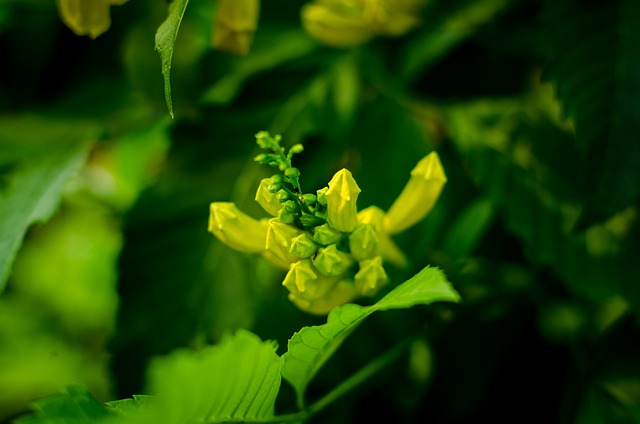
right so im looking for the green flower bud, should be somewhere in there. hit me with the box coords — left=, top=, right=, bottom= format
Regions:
left=278, top=163, right=288, bottom=171
left=325, top=169, right=361, bottom=232
left=278, top=209, right=296, bottom=224
left=316, top=187, right=328, bottom=206
left=300, top=213, right=325, bottom=228
left=290, top=144, right=304, bottom=154
left=285, top=167, right=300, bottom=178
left=254, top=153, right=268, bottom=163
left=283, top=200, right=299, bottom=213
left=256, top=178, right=284, bottom=216
left=349, top=223, right=379, bottom=261
left=354, top=256, right=388, bottom=296
left=384, top=152, right=446, bottom=234
left=358, top=206, right=407, bottom=268
left=313, top=223, right=343, bottom=245
left=289, top=233, right=319, bottom=258
left=282, top=259, right=337, bottom=301
left=268, top=184, right=281, bottom=193
left=312, top=244, right=354, bottom=277
left=288, top=280, right=357, bottom=315
left=276, top=189, right=290, bottom=202
left=265, top=218, right=304, bottom=267
left=271, top=174, right=283, bottom=183
left=302, top=193, right=317, bottom=206
left=208, top=202, right=268, bottom=253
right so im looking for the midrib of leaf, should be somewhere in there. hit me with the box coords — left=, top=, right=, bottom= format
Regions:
left=155, top=0, right=190, bottom=118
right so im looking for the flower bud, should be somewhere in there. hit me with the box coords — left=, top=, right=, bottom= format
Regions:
left=276, top=189, right=290, bottom=202
left=384, top=151, right=446, bottom=234
left=282, top=259, right=338, bottom=301
left=289, top=233, right=319, bottom=259
left=317, top=187, right=328, bottom=205
left=300, top=213, right=325, bottom=228
left=312, top=244, right=354, bottom=277
left=283, top=200, right=299, bottom=213
left=213, top=0, right=260, bottom=55
left=290, top=144, right=304, bottom=154
left=208, top=202, right=268, bottom=253
left=301, top=2, right=374, bottom=48
left=358, top=206, right=407, bottom=268
left=56, top=0, right=113, bottom=38
left=256, top=177, right=284, bottom=216
left=285, top=167, right=300, bottom=178
left=288, top=280, right=357, bottom=315
left=354, top=256, right=388, bottom=296
left=349, top=223, right=378, bottom=261
left=313, top=223, right=343, bottom=245
left=325, top=169, right=361, bottom=232
left=266, top=218, right=304, bottom=267
left=302, top=193, right=317, bottom=206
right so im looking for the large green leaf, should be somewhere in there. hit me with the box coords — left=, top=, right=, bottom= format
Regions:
left=126, top=330, right=282, bottom=424
left=15, top=386, right=113, bottom=424
left=0, top=116, right=98, bottom=292
left=281, top=267, right=460, bottom=406
left=155, top=0, right=190, bottom=118
left=542, top=0, right=640, bottom=226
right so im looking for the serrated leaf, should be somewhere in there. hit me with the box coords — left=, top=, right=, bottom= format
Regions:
left=0, top=115, right=98, bottom=292
left=542, top=0, right=640, bottom=226
left=281, top=267, right=459, bottom=405
left=15, top=386, right=113, bottom=424
left=131, top=329, right=282, bottom=424
left=155, top=0, right=190, bottom=118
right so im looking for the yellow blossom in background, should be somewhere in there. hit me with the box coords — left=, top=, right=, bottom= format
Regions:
left=56, top=0, right=126, bottom=38
left=301, top=0, right=425, bottom=47
left=213, top=0, right=260, bottom=55
left=208, top=132, right=446, bottom=315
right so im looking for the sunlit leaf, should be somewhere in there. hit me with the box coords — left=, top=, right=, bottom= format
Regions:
left=15, top=386, right=112, bottom=424
left=155, top=0, right=190, bottom=118
left=281, top=267, right=459, bottom=406
left=0, top=116, right=98, bottom=292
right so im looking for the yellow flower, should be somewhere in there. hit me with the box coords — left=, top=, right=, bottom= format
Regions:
left=383, top=151, right=446, bottom=235
left=325, top=169, right=361, bottom=232
left=282, top=259, right=338, bottom=301
left=208, top=202, right=268, bottom=253
left=348, top=222, right=378, bottom=261
left=354, top=256, right=388, bottom=296
left=213, top=0, right=260, bottom=55
left=265, top=219, right=306, bottom=269
left=312, top=244, right=354, bottom=277
left=56, top=0, right=125, bottom=39
left=288, top=279, right=358, bottom=315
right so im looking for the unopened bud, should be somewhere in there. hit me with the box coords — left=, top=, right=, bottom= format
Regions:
left=266, top=218, right=304, bottom=267
left=358, top=206, right=407, bottom=268
left=278, top=209, right=296, bottom=224
left=288, top=280, right=357, bottom=315
left=276, top=189, right=290, bottom=202
left=256, top=177, right=284, bottom=216
left=56, top=0, right=113, bottom=39
left=290, top=144, right=304, bottom=154
left=349, top=223, right=379, bottom=261
left=301, top=2, right=374, bottom=48
left=325, top=169, right=361, bottom=232
left=302, top=193, right=317, bottom=205
left=283, top=200, right=299, bottom=213
left=282, top=259, right=338, bottom=301
left=354, top=256, right=388, bottom=296
left=317, top=187, right=328, bottom=205
left=289, top=233, right=319, bottom=258
left=213, top=0, right=260, bottom=55
left=208, top=202, right=268, bottom=253
left=384, top=152, right=446, bottom=234
left=313, top=223, right=343, bottom=245
left=312, top=244, right=354, bottom=276
left=284, top=167, right=300, bottom=178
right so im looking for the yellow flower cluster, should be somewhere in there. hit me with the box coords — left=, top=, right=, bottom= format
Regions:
left=56, top=0, right=127, bottom=38
left=301, top=0, right=426, bottom=47
left=208, top=151, right=446, bottom=314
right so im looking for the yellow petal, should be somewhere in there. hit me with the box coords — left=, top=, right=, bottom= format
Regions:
left=265, top=219, right=305, bottom=267
left=213, top=0, right=260, bottom=55
left=282, top=259, right=339, bottom=300
left=56, top=0, right=111, bottom=39
left=288, top=280, right=357, bottom=315
left=255, top=177, right=283, bottom=216
left=208, top=202, right=268, bottom=253
left=325, top=169, right=361, bottom=232
left=383, top=152, right=446, bottom=235
left=301, top=3, right=375, bottom=48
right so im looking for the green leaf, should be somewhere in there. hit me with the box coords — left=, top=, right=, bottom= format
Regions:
left=0, top=115, right=98, bottom=292
left=132, top=329, right=283, bottom=424
left=155, top=0, right=190, bottom=118
left=542, top=0, right=640, bottom=226
left=281, top=267, right=459, bottom=406
left=15, top=386, right=113, bottom=424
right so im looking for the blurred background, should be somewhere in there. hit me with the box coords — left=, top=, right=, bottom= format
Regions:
left=1, top=0, right=639, bottom=422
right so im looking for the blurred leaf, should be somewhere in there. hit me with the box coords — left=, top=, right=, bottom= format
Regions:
left=130, top=330, right=282, bottom=424
left=400, top=0, right=509, bottom=81
left=202, top=29, right=317, bottom=105
left=15, top=386, right=112, bottom=424
left=442, top=198, right=494, bottom=259
left=0, top=116, right=98, bottom=292
left=281, top=266, right=459, bottom=406
left=155, top=0, right=190, bottom=118
left=542, top=0, right=640, bottom=226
